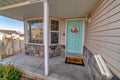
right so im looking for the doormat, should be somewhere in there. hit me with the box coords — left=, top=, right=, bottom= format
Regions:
left=65, top=57, right=84, bottom=66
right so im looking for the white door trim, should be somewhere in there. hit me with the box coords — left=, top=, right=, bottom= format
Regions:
left=65, top=18, right=85, bottom=54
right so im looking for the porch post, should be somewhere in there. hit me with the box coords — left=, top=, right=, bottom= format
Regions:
left=43, top=0, right=49, bottom=76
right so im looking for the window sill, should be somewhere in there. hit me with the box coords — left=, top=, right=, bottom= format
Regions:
left=27, top=43, right=44, bottom=45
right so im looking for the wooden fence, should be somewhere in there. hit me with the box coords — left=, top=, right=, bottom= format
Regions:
left=0, top=40, right=24, bottom=59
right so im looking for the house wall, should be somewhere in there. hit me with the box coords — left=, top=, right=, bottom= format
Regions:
left=85, top=0, right=120, bottom=78
left=60, top=19, right=66, bottom=45
left=24, top=18, right=65, bottom=58
left=24, top=18, right=66, bottom=45
left=24, top=19, right=28, bottom=44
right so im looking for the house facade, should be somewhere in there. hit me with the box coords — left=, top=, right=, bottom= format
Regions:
left=0, top=0, right=120, bottom=79
left=24, top=18, right=84, bottom=58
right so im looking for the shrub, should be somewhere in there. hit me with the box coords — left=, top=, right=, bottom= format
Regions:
left=0, top=63, right=21, bottom=80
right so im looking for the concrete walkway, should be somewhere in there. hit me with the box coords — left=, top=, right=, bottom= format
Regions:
left=0, top=53, right=90, bottom=80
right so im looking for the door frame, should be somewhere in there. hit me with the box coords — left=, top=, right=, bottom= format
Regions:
left=65, top=18, right=85, bottom=54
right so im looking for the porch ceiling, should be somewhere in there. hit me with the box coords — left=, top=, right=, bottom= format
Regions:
left=0, top=0, right=101, bottom=21
left=0, top=0, right=28, bottom=7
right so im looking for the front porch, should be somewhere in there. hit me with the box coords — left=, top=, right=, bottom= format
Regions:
left=0, top=0, right=120, bottom=79
left=0, top=52, right=89, bottom=80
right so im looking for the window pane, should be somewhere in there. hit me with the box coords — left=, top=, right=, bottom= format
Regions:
left=51, top=32, right=59, bottom=44
left=27, top=19, right=43, bottom=44
left=51, top=20, right=59, bottom=31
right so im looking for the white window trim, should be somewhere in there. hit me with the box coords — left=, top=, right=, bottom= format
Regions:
left=50, top=18, right=60, bottom=45
left=25, top=17, right=60, bottom=45
left=26, top=18, right=44, bottom=45
left=65, top=18, right=85, bottom=54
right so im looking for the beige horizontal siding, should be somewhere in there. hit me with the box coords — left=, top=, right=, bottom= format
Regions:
left=85, top=0, right=120, bottom=78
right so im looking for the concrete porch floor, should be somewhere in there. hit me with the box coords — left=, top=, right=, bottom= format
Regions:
left=0, top=53, right=90, bottom=80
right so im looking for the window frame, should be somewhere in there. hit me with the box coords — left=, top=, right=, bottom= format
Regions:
left=26, top=17, right=60, bottom=45
left=50, top=18, right=60, bottom=45
left=27, top=18, right=44, bottom=45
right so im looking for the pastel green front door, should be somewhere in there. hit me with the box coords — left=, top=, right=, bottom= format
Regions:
left=66, top=20, right=83, bottom=54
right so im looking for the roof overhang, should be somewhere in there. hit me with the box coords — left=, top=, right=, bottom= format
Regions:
left=0, top=0, right=102, bottom=21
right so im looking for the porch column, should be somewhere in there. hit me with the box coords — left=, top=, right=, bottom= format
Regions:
left=43, top=0, right=49, bottom=76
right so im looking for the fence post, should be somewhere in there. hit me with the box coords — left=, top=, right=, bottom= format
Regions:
left=12, top=39, right=15, bottom=55
left=0, top=41, right=3, bottom=60
left=19, top=40, right=21, bottom=52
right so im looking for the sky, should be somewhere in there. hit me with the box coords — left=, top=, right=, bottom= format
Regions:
left=0, top=16, right=24, bottom=33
